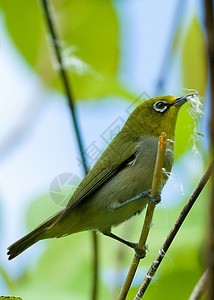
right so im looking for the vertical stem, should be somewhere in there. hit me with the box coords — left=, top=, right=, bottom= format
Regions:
left=188, top=269, right=209, bottom=300
left=40, top=0, right=88, bottom=172
left=91, top=232, right=98, bottom=300
left=39, top=1, right=98, bottom=299
left=118, top=133, right=166, bottom=300
left=204, top=1, right=214, bottom=299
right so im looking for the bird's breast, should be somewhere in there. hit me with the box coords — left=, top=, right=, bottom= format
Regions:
left=134, top=135, right=174, bottom=186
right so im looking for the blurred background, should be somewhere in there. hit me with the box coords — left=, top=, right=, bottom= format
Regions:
left=0, top=0, right=211, bottom=299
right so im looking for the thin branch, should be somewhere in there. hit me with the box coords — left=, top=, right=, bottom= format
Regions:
left=39, top=1, right=98, bottom=300
left=204, top=1, right=214, bottom=299
left=91, top=232, right=99, bottom=300
left=40, top=0, right=88, bottom=173
left=134, top=161, right=214, bottom=299
left=118, top=132, right=167, bottom=300
left=188, top=269, right=209, bottom=300
left=204, top=0, right=214, bottom=145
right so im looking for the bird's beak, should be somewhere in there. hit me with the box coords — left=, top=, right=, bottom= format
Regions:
left=173, top=92, right=198, bottom=106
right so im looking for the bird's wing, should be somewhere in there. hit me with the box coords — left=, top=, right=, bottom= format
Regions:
left=57, top=138, right=137, bottom=220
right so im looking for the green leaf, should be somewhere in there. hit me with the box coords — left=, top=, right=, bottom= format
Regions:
left=0, top=0, right=43, bottom=67
left=174, top=106, right=197, bottom=157
left=1, top=0, right=133, bottom=99
left=182, top=16, right=208, bottom=96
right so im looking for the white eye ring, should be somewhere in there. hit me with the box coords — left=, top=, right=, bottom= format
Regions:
left=153, top=101, right=168, bottom=113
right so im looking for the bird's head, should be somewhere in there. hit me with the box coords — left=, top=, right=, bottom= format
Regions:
left=125, top=94, right=191, bottom=140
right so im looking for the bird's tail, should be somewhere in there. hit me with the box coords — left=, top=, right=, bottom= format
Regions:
left=7, top=210, right=62, bottom=260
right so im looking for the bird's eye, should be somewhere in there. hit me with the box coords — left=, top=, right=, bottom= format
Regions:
left=153, top=101, right=168, bottom=113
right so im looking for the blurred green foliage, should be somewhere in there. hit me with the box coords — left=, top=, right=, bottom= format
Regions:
left=182, top=16, right=208, bottom=96
left=174, top=107, right=196, bottom=157
left=0, top=0, right=133, bottom=99
left=0, top=1, right=209, bottom=300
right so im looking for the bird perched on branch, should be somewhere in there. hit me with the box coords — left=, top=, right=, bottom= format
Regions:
left=7, top=94, right=191, bottom=260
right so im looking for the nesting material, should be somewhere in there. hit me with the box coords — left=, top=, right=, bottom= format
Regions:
left=162, top=92, right=203, bottom=194
left=185, top=92, right=203, bottom=155
left=162, top=167, right=184, bottom=195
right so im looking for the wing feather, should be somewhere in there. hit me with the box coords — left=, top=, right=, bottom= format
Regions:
left=57, top=135, right=138, bottom=221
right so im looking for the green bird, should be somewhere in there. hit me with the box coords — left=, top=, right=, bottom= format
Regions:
left=7, top=94, right=191, bottom=260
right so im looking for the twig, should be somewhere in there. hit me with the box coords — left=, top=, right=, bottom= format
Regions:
left=204, top=1, right=214, bottom=299
left=188, top=269, right=209, bottom=300
left=204, top=0, right=214, bottom=145
left=134, top=161, right=214, bottom=299
left=92, top=232, right=99, bottom=300
left=39, top=1, right=99, bottom=299
left=40, top=0, right=88, bottom=173
left=118, top=132, right=167, bottom=300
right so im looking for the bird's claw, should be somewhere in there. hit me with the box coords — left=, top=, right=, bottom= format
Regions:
left=132, top=243, right=147, bottom=259
left=143, top=189, right=161, bottom=205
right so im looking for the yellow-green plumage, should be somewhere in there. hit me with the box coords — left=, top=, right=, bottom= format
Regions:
left=7, top=95, right=186, bottom=260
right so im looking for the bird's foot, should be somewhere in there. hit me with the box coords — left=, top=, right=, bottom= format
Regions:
left=132, top=243, right=147, bottom=259
left=142, top=189, right=161, bottom=205
left=102, top=232, right=147, bottom=259
left=112, top=190, right=161, bottom=211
